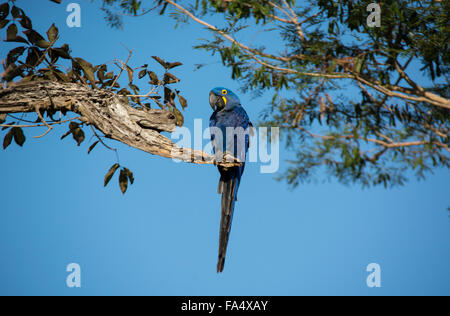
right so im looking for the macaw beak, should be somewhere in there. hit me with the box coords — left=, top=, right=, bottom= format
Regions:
left=209, top=91, right=226, bottom=111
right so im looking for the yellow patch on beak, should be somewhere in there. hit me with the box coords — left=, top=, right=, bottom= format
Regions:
left=222, top=96, right=227, bottom=105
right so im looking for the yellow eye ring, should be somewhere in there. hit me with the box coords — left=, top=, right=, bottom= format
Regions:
left=222, top=89, right=228, bottom=95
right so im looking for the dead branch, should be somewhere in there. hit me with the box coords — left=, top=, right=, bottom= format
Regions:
left=0, top=81, right=240, bottom=167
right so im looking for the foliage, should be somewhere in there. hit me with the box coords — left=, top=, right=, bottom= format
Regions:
left=0, top=0, right=188, bottom=194
left=102, top=0, right=449, bottom=188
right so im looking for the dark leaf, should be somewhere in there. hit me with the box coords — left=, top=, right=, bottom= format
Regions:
left=97, top=64, right=107, bottom=81
left=19, top=15, right=32, bottom=29
left=2, top=122, right=13, bottom=131
left=12, top=127, right=25, bottom=146
left=72, top=127, right=85, bottom=146
left=123, top=167, right=134, bottom=185
left=2, top=63, right=25, bottom=82
left=126, top=65, right=134, bottom=84
left=11, top=6, right=22, bottom=19
left=177, top=93, right=188, bottom=110
left=138, top=69, right=147, bottom=79
left=0, top=19, right=9, bottom=30
left=23, top=29, right=50, bottom=48
left=54, top=71, right=70, bottom=82
left=164, top=86, right=175, bottom=106
left=73, top=58, right=96, bottom=86
left=5, top=24, right=28, bottom=44
left=167, top=62, right=183, bottom=69
left=26, top=47, right=43, bottom=67
left=48, top=49, right=60, bottom=64
left=163, top=72, right=180, bottom=84
left=6, top=46, right=26, bottom=66
left=3, top=128, right=13, bottom=149
left=173, top=107, right=184, bottom=127
left=88, top=140, right=99, bottom=154
left=60, top=130, right=71, bottom=140
left=105, top=71, right=114, bottom=80
left=151, top=56, right=167, bottom=68
left=0, top=3, right=9, bottom=21
left=148, top=71, right=159, bottom=85
left=119, top=169, right=128, bottom=194
left=117, top=88, right=131, bottom=96
left=104, top=163, right=120, bottom=187
left=6, top=23, right=17, bottom=40
left=52, top=44, right=71, bottom=59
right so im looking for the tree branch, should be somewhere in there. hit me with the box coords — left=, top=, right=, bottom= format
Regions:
left=0, top=81, right=240, bottom=167
left=162, top=1, right=450, bottom=110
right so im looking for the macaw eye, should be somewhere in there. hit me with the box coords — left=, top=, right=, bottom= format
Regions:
left=222, top=89, right=228, bottom=95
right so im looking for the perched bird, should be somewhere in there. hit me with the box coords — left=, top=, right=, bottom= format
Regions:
left=209, top=87, right=251, bottom=273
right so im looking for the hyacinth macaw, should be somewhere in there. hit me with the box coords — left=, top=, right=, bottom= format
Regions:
left=209, top=87, right=251, bottom=273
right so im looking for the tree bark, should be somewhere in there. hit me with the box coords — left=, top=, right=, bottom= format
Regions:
left=0, top=81, right=239, bottom=167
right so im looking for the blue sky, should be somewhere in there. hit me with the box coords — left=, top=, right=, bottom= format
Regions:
left=0, top=0, right=449, bottom=295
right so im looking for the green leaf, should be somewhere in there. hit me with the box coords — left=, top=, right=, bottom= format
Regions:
left=104, top=163, right=120, bottom=187
left=12, top=127, right=25, bottom=146
left=119, top=168, right=128, bottom=194
left=3, top=129, right=13, bottom=149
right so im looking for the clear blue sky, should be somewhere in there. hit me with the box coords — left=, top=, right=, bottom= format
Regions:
left=0, top=0, right=449, bottom=296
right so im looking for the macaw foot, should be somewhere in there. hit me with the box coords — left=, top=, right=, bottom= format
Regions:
left=214, top=151, right=241, bottom=165
left=222, top=151, right=239, bottom=163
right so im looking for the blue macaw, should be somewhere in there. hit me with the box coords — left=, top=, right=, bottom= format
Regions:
left=209, top=87, right=251, bottom=273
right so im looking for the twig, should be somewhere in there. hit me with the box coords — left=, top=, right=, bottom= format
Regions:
left=0, top=116, right=81, bottom=128
left=109, top=48, right=134, bottom=91
left=90, top=125, right=120, bottom=163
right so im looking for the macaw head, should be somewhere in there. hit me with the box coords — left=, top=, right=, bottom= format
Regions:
left=209, top=87, right=240, bottom=111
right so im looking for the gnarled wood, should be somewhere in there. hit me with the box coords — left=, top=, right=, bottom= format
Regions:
left=0, top=81, right=240, bottom=167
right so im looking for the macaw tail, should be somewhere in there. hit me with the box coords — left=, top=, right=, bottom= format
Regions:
left=216, top=166, right=241, bottom=273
